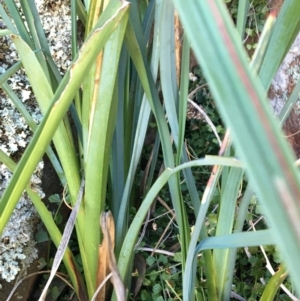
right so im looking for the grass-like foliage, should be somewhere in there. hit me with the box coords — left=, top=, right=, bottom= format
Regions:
left=0, top=0, right=300, bottom=300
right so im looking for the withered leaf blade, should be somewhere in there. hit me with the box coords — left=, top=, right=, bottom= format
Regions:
left=96, top=211, right=126, bottom=301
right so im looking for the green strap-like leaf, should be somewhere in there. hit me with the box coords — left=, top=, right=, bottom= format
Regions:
left=0, top=0, right=130, bottom=239
left=172, top=0, right=300, bottom=297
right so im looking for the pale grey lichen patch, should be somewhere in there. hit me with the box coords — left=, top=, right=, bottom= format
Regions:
left=0, top=163, right=43, bottom=286
left=0, top=3, right=46, bottom=290
left=0, top=0, right=72, bottom=290
left=0, top=112, right=44, bottom=285
left=0, top=98, right=30, bottom=156
left=38, top=0, right=72, bottom=72
left=269, top=89, right=288, bottom=117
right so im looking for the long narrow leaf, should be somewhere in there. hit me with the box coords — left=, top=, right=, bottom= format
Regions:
left=259, top=0, right=300, bottom=89
left=11, top=32, right=81, bottom=217
left=183, top=230, right=276, bottom=301
left=213, top=167, right=244, bottom=300
left=115, top=0, right=161, bottom=251
left=38, top=180, right=85, bottom=301
left=4, top=0, right=33, bottom=47
left=0, top=82, right=66, bottom=184
left=117, top=156, right=243, bottom=290
left=83, top=13, right=129, bottom=296
left=0, top=149, right=87, bottom=300
left=0, top=0, right=130, bottom=236
left=196, top=230, right=275, bottom=252
left=172, top=0, right=300, bottom=293
left=183, top=136, right=232, bottom=301
left=125, top=1, right=190, bottom=264
left=236, top=0, right=249, bottom=38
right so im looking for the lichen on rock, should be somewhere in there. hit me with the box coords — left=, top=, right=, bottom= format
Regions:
left=0, top=0, right=72, bottom=292
left=269, top=33, right=300, bottom=158
left=0, top=6, right=44, bottom=292
left=0, top=163, right=44, bottom=288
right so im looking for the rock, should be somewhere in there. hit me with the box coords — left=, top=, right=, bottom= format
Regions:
left=269, top=33, right=300, bottom=157
left=0, top=0, right=72, bottom=298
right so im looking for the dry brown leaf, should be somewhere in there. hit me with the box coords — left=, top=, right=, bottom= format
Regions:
left=96, top=211, right=115, bottom=301
left=95, top=211, right=125, bottom=301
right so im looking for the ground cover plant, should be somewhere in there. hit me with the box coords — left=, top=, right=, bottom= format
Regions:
left=1, top=0, right=300, bottom=300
